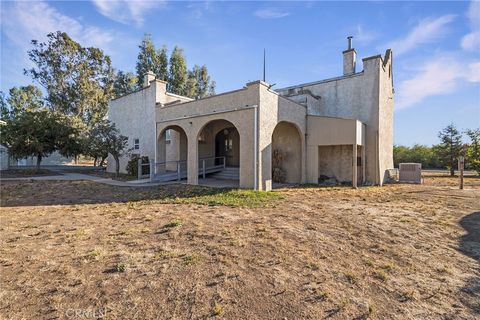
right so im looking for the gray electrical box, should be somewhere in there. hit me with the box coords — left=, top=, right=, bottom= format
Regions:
left=399, top=163, right=422, bottom=184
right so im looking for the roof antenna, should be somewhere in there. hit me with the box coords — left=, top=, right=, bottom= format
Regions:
left=263, top=48, right=266, bottom=82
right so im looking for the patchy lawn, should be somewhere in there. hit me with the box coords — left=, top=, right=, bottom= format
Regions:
left=0, top=174, right=479, bottom=319
left=0, top=168, right=58, bottom=178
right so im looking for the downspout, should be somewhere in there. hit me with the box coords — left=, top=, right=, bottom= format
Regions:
left=253, top=104, right=259, bottom=190
left=375, top=130, right=379, bottom=185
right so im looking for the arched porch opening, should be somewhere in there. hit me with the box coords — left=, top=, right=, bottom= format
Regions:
left=197, top=119, right=240, bottom=183
left=155, top=125, right=188, bottom=181
left=271, top=121, right=302, bottom=184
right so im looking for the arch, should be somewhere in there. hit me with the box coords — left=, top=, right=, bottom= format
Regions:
left=271, top=121, right=302, bottom=184
left=155, top=124, right=188, bottom=181
left=196, top=119, right=240, bottom=184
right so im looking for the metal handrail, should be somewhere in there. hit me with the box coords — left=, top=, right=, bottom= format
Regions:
left=150, top=156, right=226, bottom=181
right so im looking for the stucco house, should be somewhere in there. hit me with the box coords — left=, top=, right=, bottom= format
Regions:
left=107, top=39, right=394, bottom=191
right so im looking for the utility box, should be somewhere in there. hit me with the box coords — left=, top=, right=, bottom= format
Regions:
left=399, top=163, right=422, bottom=184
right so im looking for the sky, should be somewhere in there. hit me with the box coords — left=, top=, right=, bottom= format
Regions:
left=1, top=0, right=479, bottom=146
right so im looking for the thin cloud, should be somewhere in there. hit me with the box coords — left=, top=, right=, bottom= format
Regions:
left=396, top=55, right=480, bottom=109
left=1, top=0, right=115, bottom=50
left=254, top=8, right=290, bottom=19
left=354, top=25, right=377, bottom=45
left=385, top=14, right=456, bottom=56
left=461, top=0, right=480, bottom=51
left=0, top=0, right=122, bottom=91
left=92, top=0, right=166, bottom=26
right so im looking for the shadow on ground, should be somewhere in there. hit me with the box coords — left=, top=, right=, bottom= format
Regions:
left=0, top=180, right=235, bottom=207
left=458, top=211, right=480, bottom=315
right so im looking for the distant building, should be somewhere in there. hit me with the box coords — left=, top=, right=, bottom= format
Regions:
left=108, top=38, right=394, bottom=190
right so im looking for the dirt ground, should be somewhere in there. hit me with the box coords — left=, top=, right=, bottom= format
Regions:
left=0, top=174, right=479, bottom=320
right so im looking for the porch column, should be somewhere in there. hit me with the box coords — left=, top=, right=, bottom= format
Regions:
left=187, top=134, right=198, bottom=185
left=306, top=145, right=318, bottom=184
left=361, top=145, right=366, bottom=184
left=352, top=143, right=358, bottom=189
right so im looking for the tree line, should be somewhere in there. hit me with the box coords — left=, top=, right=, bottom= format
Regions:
left=0, top=31, right=216, bottom=175
left=394, top=124, right=480, bottom=176
left=115, top=34, right=215, bottom=99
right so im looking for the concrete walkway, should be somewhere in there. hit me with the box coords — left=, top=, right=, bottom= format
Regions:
left=0, top=172, right=173, bottom=188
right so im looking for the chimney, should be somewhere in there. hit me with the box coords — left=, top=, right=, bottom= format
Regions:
left=143, top=71, right=155, bottom=87
left=342, top=36, right=356, bottom=76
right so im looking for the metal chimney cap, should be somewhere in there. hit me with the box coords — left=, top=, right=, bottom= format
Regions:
left=347, top=36, right=353, bottom=50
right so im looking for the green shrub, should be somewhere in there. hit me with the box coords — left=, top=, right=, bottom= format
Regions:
left=126, top=154, right=150, bottom=177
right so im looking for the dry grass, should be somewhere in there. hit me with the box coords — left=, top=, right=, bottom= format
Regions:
left=0, top=173, right=479, bottom=319
left=0, top=168, right=58, bottom=178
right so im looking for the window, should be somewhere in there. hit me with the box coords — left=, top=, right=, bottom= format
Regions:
left=165, top=129, right=172, bottom=142
left=224, top=138, right=233, bottom=152
left=134, top=138, right=140, bottom=150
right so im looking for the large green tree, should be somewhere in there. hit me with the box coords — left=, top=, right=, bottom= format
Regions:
left=465, top=128, right=480, bottom=175
left=136, top=34, right=168, bottom=86
left=168, top=46, right=187, bottom=95
left=113, top=71, right=138, bottom=97
left=0, top=110, right=77, bottom=169
left=25, top=31, right=114, bottom=126
left=434, top=124, right=464, bottom=176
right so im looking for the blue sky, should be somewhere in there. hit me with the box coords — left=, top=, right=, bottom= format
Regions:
left=1, top=0, right=479, bottom=146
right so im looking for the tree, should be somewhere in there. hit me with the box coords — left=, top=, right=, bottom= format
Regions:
left=184, top=70, right=197, bottom=99
left=25, top=31, right=114, bottom=126
left=393, top=144, right=440, bottom=169
left=435, top=124, right=464, bottom=176
left=465, top=128, right=480, bottom=175
left=168, top=46, right=187, bottom=95
left=113, top=71, right=138, bottom=97
left=157, top=45, right=169, bottom=81
left=84, top=123, right=108, bottom=166
left=185, top=65, right=216, bottom=99
left=0, top=110, right=74, bottom=169
left=6, top=85, right=44, bottom=116
left=0, top=91, right=8, bottom=120
left=136, top=34, right=168, bottom=86
left=89, top=120, right=129, bottom=176
left=55, top=115, right=86, bottom=163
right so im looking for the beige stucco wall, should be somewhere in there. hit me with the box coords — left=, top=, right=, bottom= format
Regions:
left=107, top=80, right=191, bottom=174
left=318, top=145, right=353, bottom=182
left=378, top=51, right=395, bottom=183
left=155, top=83, right=259, bottom=188
left=106, top=48, right=392, bottom=189
left=155, top=81, right=307, bottom=190
left=305, top=116, right=364, bottom=184
left=258, top=82, right=307, bottom=190
left=277, top=50, right=394, bottom=185
left=272, top=121, right=302, bottom=183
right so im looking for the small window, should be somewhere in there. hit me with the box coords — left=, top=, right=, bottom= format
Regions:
left=224, top=138, right=233, bottom=152
left=165, top=129, right=172, bottom=141
left=134, top=138, right=140, bottom=150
